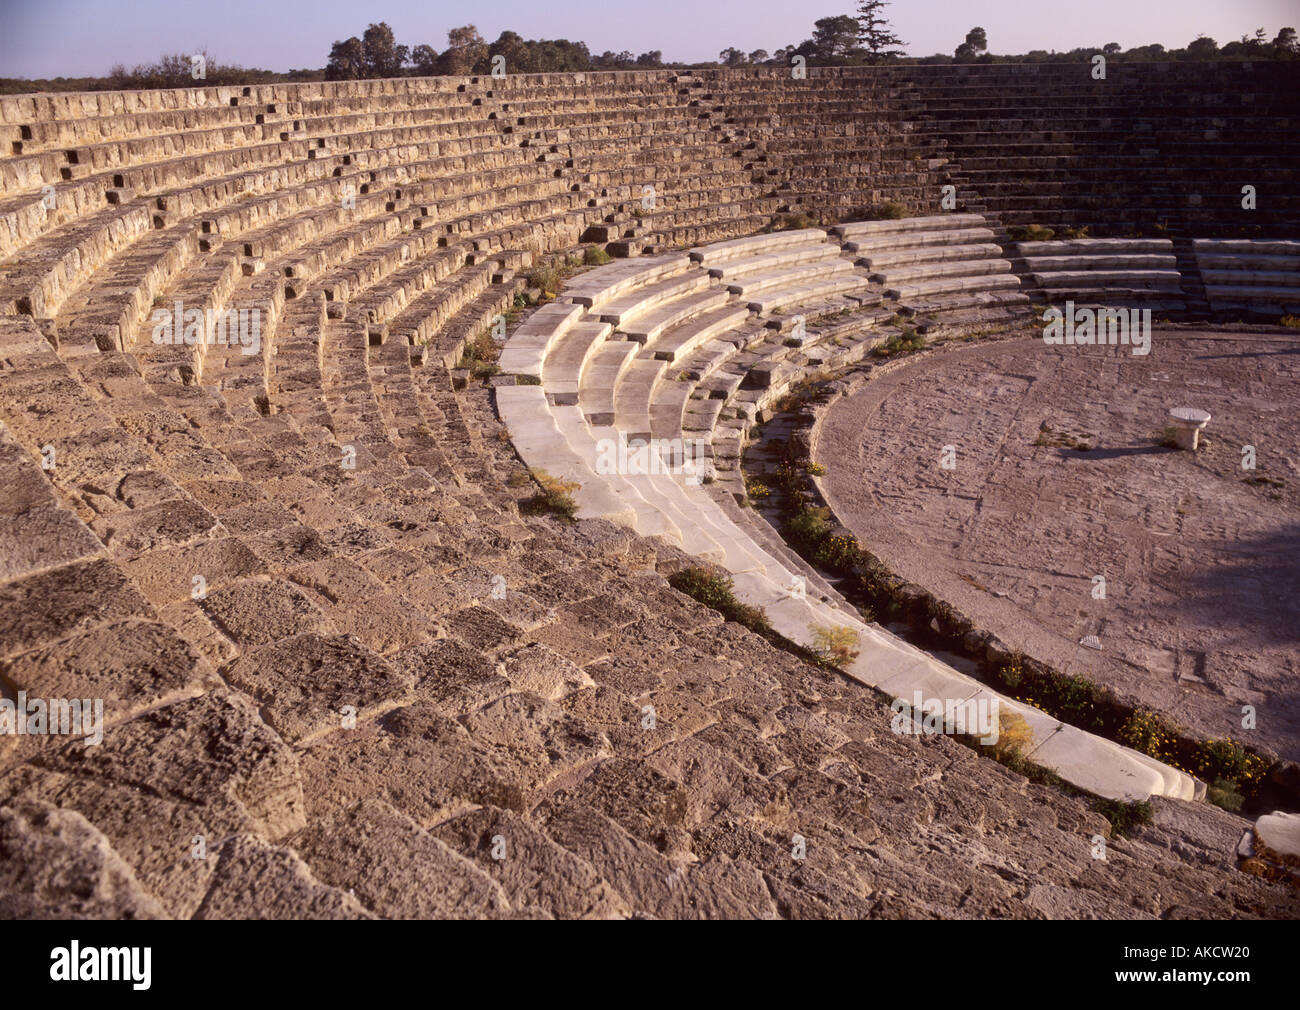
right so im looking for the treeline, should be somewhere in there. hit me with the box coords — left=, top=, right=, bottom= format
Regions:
left=0, top=50, right=324, bottom=95
left=733, top=15, right=1300, bottom=68
left=3, top=17, right=1296, bottom=95
left=901, top=28, right=1300, bottom=66
left=323, top=24, right=674, bottom=79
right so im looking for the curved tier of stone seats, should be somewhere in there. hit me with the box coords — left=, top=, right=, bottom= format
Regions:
left=831, top=214, right=1027, bottom=310
left=1193, top=239, right=1300, bottom=315
left=1014, top=238, right=1186, bottom=310
left=880, top=61, right=1300, bottom=234
left=498, top=234, right=1199, bottom=803
left=3, top=70, right=1296, bottom=919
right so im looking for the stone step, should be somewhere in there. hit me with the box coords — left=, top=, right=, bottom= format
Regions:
left=888, top=273, right=1022, bottom=300
left=647, top=302, right=753, bottom=364
left=1203, top=284, right=1300, bottom=303
left=1021, top=255, right=1177, bottom=272
left=747, top=274, right=872, bottom=314
left=543, top=319, right=614, bottom=405
left=560, top=251, right=692, bottom=308
left=549, top=406, right=685, bottom=545
left=562, top=422, right=779, bottom=576
left=844, top=226, right=997, bottom=254
left=872, top=257, right=1012, bottom=285
left=1027, top=270, right=1183, bottom=290
left=580, top=339, right=640, bottom=425
left=1029, top=291, right=1185, bottom=312
left=707, top=243, right=842, bottom=279
left=1199, top=270, right=1300, bottom=288
left=1017, top=238, right=1175, bottom=256
left=859, top=242, right=1003, bottom=269
left=1195, top=254, right=1300, bottom=272
left=612, top=357, right=667, bottom=442
left=832, top=213, right=987, bottom=239
left=1192, top=239, right=1300, bottom=256
left=496, top=300, right=585, bottom=379
left=648, top=374, right=698, bottom=440
left=621, top=287, right=731, bottom=343
left=689, top=227, right=829, bottom=265
left=595, top=269, right=712, bottom=326
left=725, top=259, right=854, bottom=296
left=494, top=384, right=636, bottom=527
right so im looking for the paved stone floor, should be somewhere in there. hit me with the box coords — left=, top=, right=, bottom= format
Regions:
left=817, top=329, right=1300, bottom=760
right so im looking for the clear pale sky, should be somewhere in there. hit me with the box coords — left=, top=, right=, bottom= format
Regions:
left=0, top=0, right=1296, bottom=78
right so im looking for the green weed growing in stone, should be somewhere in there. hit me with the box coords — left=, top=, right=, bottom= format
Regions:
left=520, top=469, right=580, bottom=521
left=669, top=566, right=772, bottom=635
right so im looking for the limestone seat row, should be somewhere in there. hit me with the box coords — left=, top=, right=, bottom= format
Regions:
left=832, top=214, right=1023, bottom=306
left=497, top=236, right=1199, bottom=803
left=1015, top=238, right=1186, bottom=310
left=1193, top=239, right=1300, bottom=315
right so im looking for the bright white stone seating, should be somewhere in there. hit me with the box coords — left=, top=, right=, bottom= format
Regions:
left=497, top=232, right=1201, bottom=804
left=1015, top=237, right=1185, bottom=310
left=1192, top=239, right=1300, bottom=315
left=832, top=214, right=1025, bottom=308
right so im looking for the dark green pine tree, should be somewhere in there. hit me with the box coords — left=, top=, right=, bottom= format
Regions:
left=856, top=0, right=907, bottom=63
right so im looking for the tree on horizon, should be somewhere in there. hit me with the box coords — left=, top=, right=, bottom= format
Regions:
left=856, top=0, right=907, bottom=62
left=955, top=26, right=987, bottom=60
left=812, top=16, right=863, bottom=62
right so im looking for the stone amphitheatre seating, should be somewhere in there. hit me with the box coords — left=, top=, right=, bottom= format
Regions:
left=890, top=61, right=1300, bottom=235
left=499, top=232, right=1204, bottom=803
left=1014, top=238, right=1186, bottom=310
left=833, top=214, right=1025, bottom=309
left=0, top=67, right=1297, bottom=919
left=1193, top=239, right=1300, bottom=316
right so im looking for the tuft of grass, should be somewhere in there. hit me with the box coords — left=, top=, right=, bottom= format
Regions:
left=1008, top=224, right=1056, bottom=242
left=583, top=245, right=612, bottom=266
left=458, top=326, right=502, bottom=379
left=527, top=262, right=560, bottom=294
left=776, top=212, right=817, bottom=231
left=873, top=328, right=927, bottom=357
left=669, top=566, right=772, bottom=636
left=520, top=469, right=580, bottom=521
left=1090, top=798, right=1154, bottom=839
left=990, top=708, right=1036, bottom=761
left=866, top=201, right=907, bottom=221
left=1280, top=314, right=1300, bottom=329
left=787, top=507, right=832, bottom=543
left=1206, top=778, right=1245, bottom=812
left=810, top=624, right=860, bottom=667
